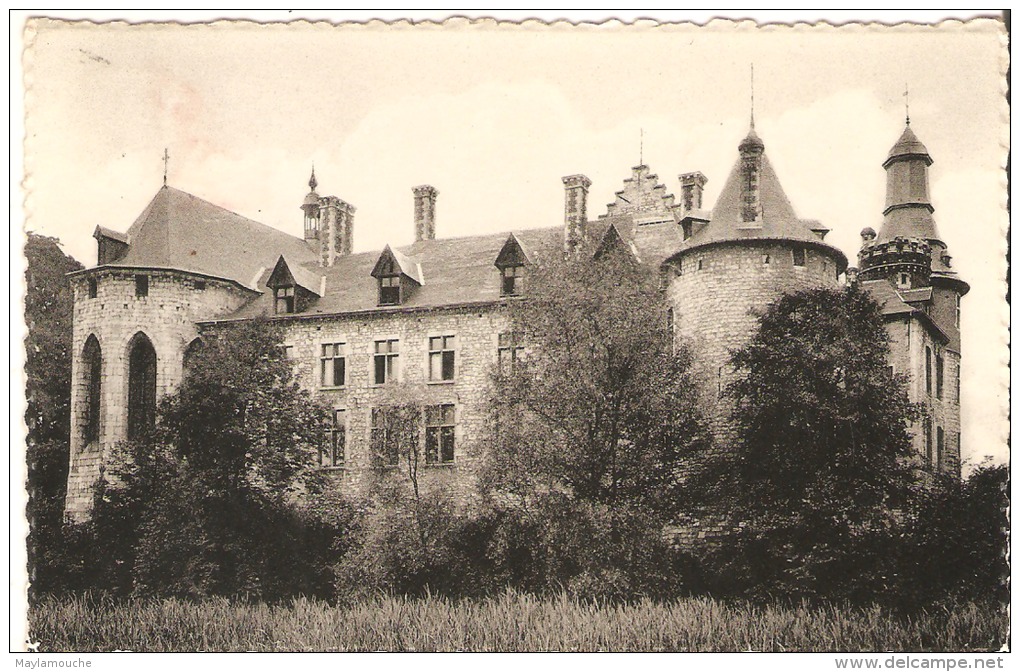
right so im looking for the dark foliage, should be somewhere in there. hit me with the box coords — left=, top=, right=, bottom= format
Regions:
left=62, top=318, right=356, bottom=600
left=894, top=464, right=1009, bottom=610
left=482, top=250, right=710, bottom=519
left=24, top=234, right=83, bottom=597
left=704, top=285, right=921, bottom=602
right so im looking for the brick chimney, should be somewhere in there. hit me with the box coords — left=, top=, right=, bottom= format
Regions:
left=413, top=185, right=438, bottom=241
left=679, top=172, right=708, bottom=214
left=562, top=174, right=591, bottom=253
left=318, top=196, right=356, bottom=267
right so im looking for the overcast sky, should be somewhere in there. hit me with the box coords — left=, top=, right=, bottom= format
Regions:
left=16, top=12, right=1008, bottom=468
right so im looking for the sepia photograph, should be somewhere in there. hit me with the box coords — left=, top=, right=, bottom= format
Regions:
left=13, top=10, right=1010, bottom=661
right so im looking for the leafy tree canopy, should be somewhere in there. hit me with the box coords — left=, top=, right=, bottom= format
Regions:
left=482, top=248, right=710, bottom=519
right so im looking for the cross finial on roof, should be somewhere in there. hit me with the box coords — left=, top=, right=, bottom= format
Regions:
left=750, top=63, right=755, bottom=129
left=309, top=164, right=318, bottom=191
left=904, top=83, right=910, bottom=126
left=162, top=148, right=170, bottom=186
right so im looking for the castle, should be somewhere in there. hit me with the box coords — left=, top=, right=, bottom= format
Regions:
left=63, top=118, right=968, bottom=521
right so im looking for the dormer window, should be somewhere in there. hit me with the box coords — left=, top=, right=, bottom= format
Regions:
left=275, top=286, right=295, bottom=314
left=500, top=265, right=524, bottom=296
left=379, top=274, right=400, bottom=305
left=371, top=245, right=423, bottom=307
left=266, top=255, right=323, bottom=316
left=495, top=233, right=531, bottom=298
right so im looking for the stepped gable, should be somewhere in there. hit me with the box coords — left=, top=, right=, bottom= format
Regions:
left=600, top=164, right=678, bottom=222
left=108, top=186, right=317, bottom=289
left=221, top=227, right=565, bottom=320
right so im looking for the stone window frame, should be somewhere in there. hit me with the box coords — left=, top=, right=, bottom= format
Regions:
left=427, top=334, right=456, bottom=383
left=369, top=406, right=400, bottom=467
left=935, top=352, right=944, bottom=400
left=792, top=246, right=807, bottom=267
left=320, top=407, right=347, bottom=469
left=319, top=340, right=348, bottom=389
left=378, top=274, right=401, bottom=306
left=87, top=277, right=98, bottom=299
left=925, top=345, right=933, bottom=396
left=424, top=403, right=456, bottom=465
left=500, top=264, right=525, bottom=297
left=372, top=336, right=401, bottom=386
left=134, top=274, right=149, bottom=298
left=274, top=285, right=296, bottom=314
left=497, top=330, right=525, bottom=375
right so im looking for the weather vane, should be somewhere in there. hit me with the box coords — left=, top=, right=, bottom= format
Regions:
left=162, top=147, right=170, bottom=186
left=750, top=63, right=755, bottom=128
left=904, top=83, right=910, bottom=125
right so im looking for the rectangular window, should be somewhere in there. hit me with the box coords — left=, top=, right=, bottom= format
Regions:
left=792, top=247, right=806, bottom=267
left=281, top=344, right=295, bottom=360
left=194, top=280, right=207, bottom=291
left=955, top=294, right=961, bottom=329
left=135, top=274, right=149, bottom=298
left=924, top=417, right=933, bottom=466
left=429, top=335, right=456, bottom=382
left=762, top=253, right=770, bottom=265
left=501, top=265, right=524, bottom=296
left=697, top=258, right=704, bottom=271
left=320, top=342, right=346, bottom=388
left=936, top=426, right=945, bottom=471
left=425, top=404, right=455, bottom=464
left=936, top=354, right=944, bottom=399
left=87, top=277, right=98, bottom=298
left=275, top=286, right=295, bottom=314
left=370, top=407, right=399, bottom=467
left=925, top=347, right=932, bottom=395
left=379, top=276, right=400, bottom=305
left=373, top=339, right=400, bottom=385
left=498, top=331, right=525, bottom=374
left=320, top=409, right=346, bottom=468
left=956, top=363, right=961, bottom=404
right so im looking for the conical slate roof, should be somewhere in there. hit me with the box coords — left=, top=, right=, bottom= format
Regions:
left=676, top=148, right=847, bottom=271
left=110, top=186, right=318, bottom=289
left=884, top=125, right=932, bottom=166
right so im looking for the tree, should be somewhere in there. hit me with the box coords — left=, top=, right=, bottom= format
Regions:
left=479, top=247, right=709, bottom=599
left=24, top=233, right=83, bottom=596
left=715, top=284, right=920, bottom=600
left=483, top=248, right=709, bottom=517
left=102, top=318, right=345, bottom=599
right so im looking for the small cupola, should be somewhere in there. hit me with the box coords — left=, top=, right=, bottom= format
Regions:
left=302, top=167, right=321, bottom=242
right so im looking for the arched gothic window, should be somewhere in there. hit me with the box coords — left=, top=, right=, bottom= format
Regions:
left=127, top=332, right=157, bottom=440
left=82, top=335, right=102, bottom=445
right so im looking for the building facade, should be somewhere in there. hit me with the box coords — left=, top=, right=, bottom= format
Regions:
left=63, top=119, right=966, bottom=521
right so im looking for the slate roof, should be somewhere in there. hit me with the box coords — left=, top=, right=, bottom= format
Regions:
left=861, top=279, right=949, bottom=343
left=674, top=140, right=848, bottom=272
left=97, top=186, right=318, bottom=290
left=884, top=125, right=932, bottom=166
left=222, top=227, right=567, bottom=321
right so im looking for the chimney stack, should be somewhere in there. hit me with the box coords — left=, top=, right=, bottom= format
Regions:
left=413, top=185, right=438, bottom=241
left=562, top=174, right=591, bottom=253
left=679, top=172, right=708, bottom=215
left=318, top=196, right=356, bottom=267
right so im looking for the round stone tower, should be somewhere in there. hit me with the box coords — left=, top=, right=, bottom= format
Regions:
left=663, top=123, right=848, bottom=450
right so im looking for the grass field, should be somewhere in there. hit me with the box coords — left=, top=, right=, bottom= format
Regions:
left=28, top=591, right=1007, bottom=652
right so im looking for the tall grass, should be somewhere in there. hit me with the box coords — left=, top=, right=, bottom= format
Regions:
left=29, top=591, right=1006, bottom=652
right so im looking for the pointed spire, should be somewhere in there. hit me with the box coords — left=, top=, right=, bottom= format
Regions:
left=750, top=63, right=755, bottom=129
left=308, top=165, right=318, bottom=191
left=904, top=83, right=911, bottom=126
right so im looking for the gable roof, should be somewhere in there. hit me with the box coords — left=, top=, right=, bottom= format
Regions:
left=102, top=186, right=318, bottom=290
left=593, top=222, right=642, bottom=262
left=372, top=245, right=424, bottom=285
left=861, top=279, right=949, bottom=344
left=267, top=255, right=323, bottom=297
left=494, top=233, right=531, bottom=267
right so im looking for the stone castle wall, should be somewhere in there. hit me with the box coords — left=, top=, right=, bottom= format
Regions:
left=65, top=269, right=252, bottom=520
left=666, top=242, right=842, bottom=451
left=274, top=304, right=510, bottom=507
